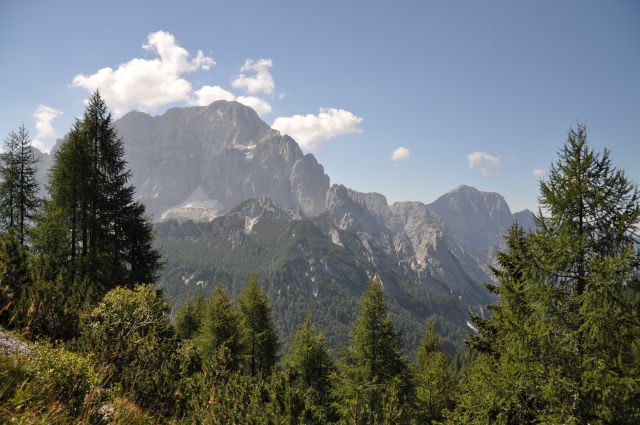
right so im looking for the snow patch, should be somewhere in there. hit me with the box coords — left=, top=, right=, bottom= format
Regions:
left=466, top=320, right=478, bottom=333
left=161, top=187, right=222, bottom=222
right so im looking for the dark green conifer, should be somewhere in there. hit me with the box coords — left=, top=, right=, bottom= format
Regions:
left=34, top=91, right=160, bottom=293
left=0, top=125, right=40, bottom=244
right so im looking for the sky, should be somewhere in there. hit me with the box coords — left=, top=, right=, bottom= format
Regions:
left=1, top=1, right=639, bottom=212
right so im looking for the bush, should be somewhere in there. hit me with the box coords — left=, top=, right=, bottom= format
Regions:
left=83, top=284, right=180, bottom=413
left=0, top=344, right=103, bottom=422
left=28, top=344, right=102, bottom=414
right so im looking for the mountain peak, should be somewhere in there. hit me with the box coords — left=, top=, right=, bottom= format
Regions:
left=114, top=101, right=329, bottom=220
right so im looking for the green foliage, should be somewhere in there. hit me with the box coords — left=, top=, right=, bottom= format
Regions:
left=0, top=343, right=103, bottom=422
left=0, top=229, right=30, bottom=325
left=453, top=124, right=640, bottom=423
left=33, top=91, right=160, bottom=296
left=237, top=274, right=279, bottom=377
left=286, top=315, right=336, bottom=417
left=82, top=284, right=180, bottom=414
left=29, top=344, right=103, bottom=414
left=194, top=284, right=241, bottom=369
left=413, top=318, right=456, bottom=424
left=335, top=277, right=413, bottom=424
left=173, top=290, right=206, bottom=340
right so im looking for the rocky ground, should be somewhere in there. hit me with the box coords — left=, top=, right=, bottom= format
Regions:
left=0, top=329, right=32, bottom=357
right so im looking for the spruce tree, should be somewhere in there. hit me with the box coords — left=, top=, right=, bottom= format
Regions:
left=237, top=274, right=278, bottom=377
left=336, top=277, right=411, bottom=424
left=0, top=125, right=40, bottom=244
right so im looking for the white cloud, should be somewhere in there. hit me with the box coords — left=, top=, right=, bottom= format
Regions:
left=71, top=31, right=215, bottom=116
left=32, top=104, right=63, bottom=152
left=236, top=96, right=272, bottom=115
left=272, top=108, right=362, bottom=151
left=391, top=147, right=410, bottom=161
left=192, top=85, right=235, bottom=106
left=190, top=86, right=272, bottom=116
left=532, top=168, right=545, bottom=178
left=466, top=151, right=501, bottom=176
left=232, top=58, right=275, bottom=95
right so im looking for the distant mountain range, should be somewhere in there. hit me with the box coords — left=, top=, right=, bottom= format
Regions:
left=40, top=101, right=535, bottom=353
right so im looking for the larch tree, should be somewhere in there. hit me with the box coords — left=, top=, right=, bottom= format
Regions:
left=336, top=277, right=412, bottom=425
left=453, top=124, right=640, bottom=424
left=237, top=274, right=279, bottom=377
left=413, top=318, right=456, bottom=424
left=195, top=284, right=242, bottom=369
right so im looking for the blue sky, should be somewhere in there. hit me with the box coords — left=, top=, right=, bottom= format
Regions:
left=1, top=1, right=638, bottom=212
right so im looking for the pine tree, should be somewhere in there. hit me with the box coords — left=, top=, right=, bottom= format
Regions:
left=336, top=277, right=412, bottom=424
left=0, top=125, right=40, bottom=244
left=413, top=318, right=455, bottom=424
left=453, top=124, right=640, bottom=423
left=34, top=91, right=160, bottom=293
left=237, top=274, right=278, bottom=377
left=195, top=284, right=241, bottom=369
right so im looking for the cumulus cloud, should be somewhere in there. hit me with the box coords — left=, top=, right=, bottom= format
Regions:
left=532, top=168, right=545, bottom=178
left=190, top=86, right=272, bottom=116
left=232, top=58, right=275, bottom=95
left=192, top=85, right=236, bottom=106
left=391, top=147, right=410, bottom=161
left=32, top=104, right=63, bottom=152
left=272, top=108, right=362, bottom=150
left=467, top=151, right=501, bottom=176
left=236, top=96, right=272, bottom=115
left=71, top=31, right=214, bottom=116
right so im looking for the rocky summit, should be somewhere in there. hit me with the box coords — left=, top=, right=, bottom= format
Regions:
left=115, top=101, right=330, bottom=221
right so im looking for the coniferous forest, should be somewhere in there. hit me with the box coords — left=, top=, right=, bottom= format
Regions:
left=1, top=92, right=639, bottom=423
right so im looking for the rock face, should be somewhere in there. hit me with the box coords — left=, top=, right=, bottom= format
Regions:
left=114, top=101, right=330, bottom=220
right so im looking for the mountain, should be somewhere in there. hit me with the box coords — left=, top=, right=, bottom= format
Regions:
left=426, top=185, right=536, bottom=276
left=34, top=100, right=537, bottom=353
left=155, top=196, right=481, bottom=353
left=114, top=101, right=330, bottom=220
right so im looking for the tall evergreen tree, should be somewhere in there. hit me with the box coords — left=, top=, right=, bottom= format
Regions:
left=336, top=277, right=412, bottom=424
left=34, top=91, right=160, bottom=292
left=237, top=274, right=279, bottom=377
left=174, top=291, right=206, bottom=340
left=195, top=284, right=241, bottom=369
left=286, top=315, right=335, bottom=413
left=0, top=125, right=40, bottom=244
left=453, top=124, right=640, bottom=424
left=413, top=318, right=455, bottom=424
